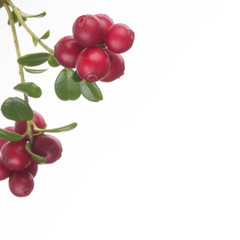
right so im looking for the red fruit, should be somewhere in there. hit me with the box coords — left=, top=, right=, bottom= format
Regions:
left=76, top=47, right=110, bottom=82
left=72, top=14, right=104, bottom=47
left=95, top=14, right=114, bottom=37
left=1, top=140, right=31, bottom=171
left=101, top=50, right=125, bottom=82
left=31, top=134, right=62, bottom=164
left=105, top=23, right=135, bottom=53
left=24, top=160, right=38, bottom=177
left=0, top=126, right=15, bottom=150
left=0, top=161, right=10, bottom=180
left=54, top=36, right=84, bottom=68
left=15, top=110, right=46, bottom=136
left=9, top=171, right=34, bottom=197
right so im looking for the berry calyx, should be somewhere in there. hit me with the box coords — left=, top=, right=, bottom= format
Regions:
left=76, top=47, right=110, bottom=82
left=101, top=50, right=125, bottom=82
left=54, top=36, right=84, bottom=68
left=1, top=140, right=32, bottom=171
left=9, top=171, right=34, bottom=197
left=72, top=14, right=104, bottom=47
left=31, top=134, right=62, bottom=164
left=105, top=23, right=135, bottom=53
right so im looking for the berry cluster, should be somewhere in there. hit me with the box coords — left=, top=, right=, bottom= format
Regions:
left=0, top=111, right=62, bottom=197
left=54, top=14, right=135, bottom=82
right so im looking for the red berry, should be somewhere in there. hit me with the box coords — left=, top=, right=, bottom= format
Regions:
left=1, top=140, right=32, bottom=171
left=0, top=161, right=10, bottom=180
left=0, top=126, right=15, bottom=150
left=95, top=14, right=114, bottom=37
left=31, top=134, right=62, bottom=164
left=105, top=23, right=135, bottom=53
left=76, top=47, right=110, bottom=82
left=24, top=160, right=38, bottom=177
left=15, top=110, right=46, bottom=136
left=101, top=50, right=125, bottom=82
left=9, top=171, right=34, bottom=197
left=72, top=14, right=104, bottom=47
left=54, top=36, right=84, bottom=68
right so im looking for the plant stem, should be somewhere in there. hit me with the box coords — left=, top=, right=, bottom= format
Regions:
left=3, top=1, right=29, bottom=103
left=6, top=0, right=54, bottom=55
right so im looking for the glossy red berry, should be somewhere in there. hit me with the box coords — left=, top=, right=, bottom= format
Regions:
left=0, top=161, right=10, bottom=180
left=9, top=171, right=34, bottom=197
left=72, top=14, right=104, bottom=47
left=31, top=134, right=62, bottom=164
left=105, top=23, right=135, bottom=53
left=101, top=50, right=125, bottom=82
left=54, top=36, right=84, bottom=68
left=24, top=160, right=38, bottom=177
left=15, top=110, right=46, bottom=136
left=76, top=47, right=110, bottom=82
left=1, top=140, right=32, bottom=171
left=95, top=14, right=114, bottom=36
left=0, top=126, right=15, bottom=150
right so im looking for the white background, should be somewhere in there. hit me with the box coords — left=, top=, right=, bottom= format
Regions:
left=0, top=0, right=240, bottom=239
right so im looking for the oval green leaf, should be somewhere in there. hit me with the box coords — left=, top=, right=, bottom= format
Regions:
left=79, top=80, right=103, bottom=102
left=17, top=52, right=50, bottom=66
left=55, top=68, right=81, bottom=101
left=0, top=128, right=23, bottom=141
left=20, top=10, right=46, bottom=18
left=14, top=82, right=42, bottom=98
left=34, top=122, right=77, bottom=133
left=48, top=55, right=60, bottom=67
left=24, top=67, right=48, bottom=74
left=25, top=142, right=46, bottom=164
left=72, top=71, right=83, bottom=82
left=40, top=30, right=50, bottom=39
left=1, top=97, right=33, bottom=121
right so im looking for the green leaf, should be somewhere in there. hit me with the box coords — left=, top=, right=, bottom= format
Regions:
left=24, top=67, right=48, bottom=74
left=20, top=10, right=46, bottom=19
left=14, top=82, right=42, bottom=98
left=40, top=30, right=50, bottom=39
left=72, top=71, right=83, bottom=82
left=55, top=68, right=81, bottom=101
left=17, top=52, right=50, bottom=66
left=32, top=37, right=37, bottom=47
left=1, top=97, right=33, bottom=121
left=48, top=55, right=60, bottom=67
left=7, top=11, right=18, bottom=25
left=79, top=80, right=103, bottom=102
left=34, top=122, right=77, bottom=133
left=25, top=142, right=46, bottom=164
left=0, top=2, right=3, bottom=8
left=0, top=128, right=23, bottom=141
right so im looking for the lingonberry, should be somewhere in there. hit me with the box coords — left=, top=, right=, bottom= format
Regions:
left=0, top=126, right=15, bottom=150
left=54, top=36, right=84, bottom=68
left=31, top=134, right=62, bottom=164
left=24, top=160, right=38, bottom=177
left=0, top=161, right=10, bottom=180
left=105, top=23, right=135, bottom=53
left=15, top=110, right=46, bottom=136
left=1, top=140, right=32, bottom=171
left=95, top=14, right=114, bottom=37
left=72, top=14, right=104, bottom=47
left=101, top=50, right=125, bottom=82
left=76, top=47, right=110, bottom=82
left=9, top=171, right=34, bottom=197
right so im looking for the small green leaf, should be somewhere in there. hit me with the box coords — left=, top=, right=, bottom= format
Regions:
left=48, top=55, right=60, bottom=67
left=32, top=37, right=37, bottom=47
left=14, top=82, right=42, bottom=98
left=40, top=30, right=50, bottom=39
left=7, top=11, right=18, bottom=25
left=0, top=2, right=3, bottom=8
left=20, top=10, right=46, bottom=19
left=25, top=142, right=46, bottom=164
left=55, top=68, right=81, bottom=101
left=1, top=97, right=33, bottom=121
left=24, top=67, right=48, bottom=74
left=72, top=71, right=83, bottom=82
left=0, top=128, right=23, bottom=141
left=79, top=80, right=103, bottom=102
left=17, top=52, right=50, bottom=66
left=34, top=122, right=77, bottom=133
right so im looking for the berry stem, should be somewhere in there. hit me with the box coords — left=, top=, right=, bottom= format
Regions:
left=5, top=0, right=54, bottom=55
